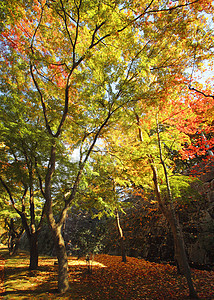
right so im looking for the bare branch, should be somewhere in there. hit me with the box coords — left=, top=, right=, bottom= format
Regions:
left=35, top=157, right=45, bottom=198
left=189, top=86, right=214, bottom=99
left=90, top=21, right=106, bottom=48
left=59, top=0, right=74, bottom=48
left=30, top=63, right=53, bottom=136
left=73, top=0, right=82, bottom=56
left=37, top=200, right=47, bottom=232
left=117, top=0, right=199, bottom=34
left=45, top=145, right=56, bottom=192
left=30, top=1, right=45, bottom=53
left=146, top=0, right=199, bottom=14
left=0, top=176, right=28, bottom=217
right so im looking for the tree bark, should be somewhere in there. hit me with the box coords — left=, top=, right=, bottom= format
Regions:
left=53, top=226, right=69, bottom=293
left=29, top=232, right=39, bottom=270
left=44, top=145, right=70, bottom=293
left=45, top=211, right=70, bottom=293
left=20, top=211, right=39, bottom=270
left=7, top=218, right=24, bottom=256
left=46, top=204, right=69, bottom=292
left=161, top=205, right=198, bottom=297
left=116, top=209, right=126, bottom=263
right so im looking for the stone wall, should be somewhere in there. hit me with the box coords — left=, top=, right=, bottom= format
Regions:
left=185, top=163, right=214, bottom=266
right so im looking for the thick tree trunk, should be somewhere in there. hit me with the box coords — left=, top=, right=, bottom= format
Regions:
left=44, top=145, right=70, bottom=293
left=53, top=226, right=69, bottom=293
left=46, top=207, right=70, bottom=292
left=46, top=213, right=70, bottom=293
left=29, top=232, right=39, bottom=270
left=19, top=211, right=39, bottom=270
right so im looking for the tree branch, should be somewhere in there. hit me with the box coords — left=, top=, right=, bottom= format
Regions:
left=188, top=86, right=214, bottom=99
left=0, top=177, right=31, bottom=237
left=60, top=0, right=74, bottom=48
left=0, top=176, right=21, bottom=214
left=30, top=1, right=45, bottom=53
left=30, top=64, right=54, bottom=136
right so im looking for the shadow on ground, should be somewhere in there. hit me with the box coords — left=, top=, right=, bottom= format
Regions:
left=0, top=245, right=105, bottom=299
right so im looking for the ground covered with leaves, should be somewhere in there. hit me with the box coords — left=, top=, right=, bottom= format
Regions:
left=0, top=245, right=213, bottom=299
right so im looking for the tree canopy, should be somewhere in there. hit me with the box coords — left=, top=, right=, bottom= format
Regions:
left=0, top=0, right=213, bottom=294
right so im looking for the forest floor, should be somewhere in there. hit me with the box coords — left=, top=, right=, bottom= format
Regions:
left=0, top=244, right=213, bottom=300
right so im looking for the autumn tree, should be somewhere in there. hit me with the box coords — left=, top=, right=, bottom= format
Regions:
left=103, top=83, right=214, bottom=298
left=78, top=153, right=130, bottom=262
left=1, top=0, right=213, bottom=294
left=1, top=0, right=145, bottom=291
left=0, top=73, right=82, bottom=268
left=0, top=185, right=21, bottom=249
left=149, top=113, right=197, bottom=298
left=149, top=93, right=213, bottom=297
left=0, top=91, right=51, bottom=268
left=180, top=88, right=214, bottom=174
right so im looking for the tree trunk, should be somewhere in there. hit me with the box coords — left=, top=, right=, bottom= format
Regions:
left=11, top=229, right=24, bottom=256
left=46, top=210, right=70, bottom=293
left=12, top=237, right=21, bottom=256
left=116, top=210, right=126, bottom=263
left=29, top=232, right=39, bottom=270
left=163, top=207, right=198, bottom=298
left=44, top=145, right=70, bottom=293
left=153, top=117, right=198, bottom=299
left=150, top=161, right=198, bottom=299
left=119, top=237, right=126, bottom=263
left=54, top=226, right=69, bottom=293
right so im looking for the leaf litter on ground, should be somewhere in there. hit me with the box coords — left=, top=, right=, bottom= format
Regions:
left=0, top=245, right=213, bottom=299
